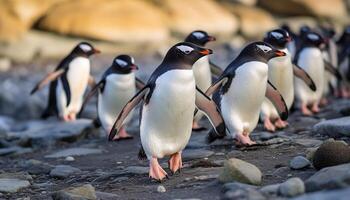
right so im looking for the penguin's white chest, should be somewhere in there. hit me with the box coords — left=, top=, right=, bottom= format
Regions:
left=141, top=69, right=196, bottom=159
left=98, top=73, right=136, bottom=132
left=221, top=61, right=268, bottom=136
left=193, top=56, right=212, bottom=91
left=57, top=57, right=90, bottom=116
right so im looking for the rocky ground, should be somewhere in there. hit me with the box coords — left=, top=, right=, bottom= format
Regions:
left=1, top=54, right=350, bottom=200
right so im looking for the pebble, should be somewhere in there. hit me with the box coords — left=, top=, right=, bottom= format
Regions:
left=50, top=165, right=81, bottom=179
left=52, top=184, right=96, bottom=200
left=289, top=156, right=311, bottom=170
left=157, top=185, right=166, bottom=193
left=0, top=178, right=30, bottom=193
left=259, top=183, right=280, bottom=195
left=125, top=166, right=148, bottom=174
left=279, top=177, right=305, bottom=197
left=65, top=156, right=75, bottom=161
left=182, top=149, right=214, bottom=161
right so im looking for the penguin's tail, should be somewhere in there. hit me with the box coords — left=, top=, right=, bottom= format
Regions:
left=92, top=118, right=102, bottom=128
left=206, top=128, right=225, bottom=144
left=138, top=146, right=147, bottom=160
left=40, top=107, right=56, bottom=119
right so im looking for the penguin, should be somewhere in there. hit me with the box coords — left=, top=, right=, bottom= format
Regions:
left=337, top=26, right=350, bottom=98
left=184, top=30, right=216, bottom=131
left=204, top=41, right=289, bottom=145
left=261, top=29, right=316, bottom=132
left=78, top=55, right=145, bottom=140
left=281, top=24, right=298, bottom=60
left=108, top=42, right=226, bottom=181
left=30, top=42, right=100, bottom=121
left=294, top=31, right=341, bottom=115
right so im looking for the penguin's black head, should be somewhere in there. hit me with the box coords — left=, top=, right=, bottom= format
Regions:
left=111, top=55, right=138, bottom=74
left=319, top=26, right=336, bottom=39
left=303, top=32, right=325, bottom=48
left=185, top=30, right=216, bottom=46
left=299, top=25, right=311, bottom=36
left=240, top=41, right=286, bottom=63
left=72, top=42, right=101, bottom=57
left=163, top=42, right=213, bottom=66
left=264, top=29, right=291, bottom=49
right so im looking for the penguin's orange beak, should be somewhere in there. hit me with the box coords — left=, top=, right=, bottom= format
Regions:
left=199, top=49, right=213, bottom=55
left=93, top=48, right=101, bottom=54
left=207, top=36, right=216, bottom=42
left=286, top=36, right=292, bottom=42
left=275, top=50, right=286, bottom=57
left=130, top=64, right=139, bottom=70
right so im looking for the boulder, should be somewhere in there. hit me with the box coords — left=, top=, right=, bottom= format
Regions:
left=219, top=158, right=262, bottom=185
left=313, top=140, right=350, bottom=170
left=258, top=0, right=347, bottom=19
left=38, top=0, right=169, bottom=43
left=223, top=3, right=277, bottom=39
left=52, top=184, right=96, bottom=200
left=289, top=156, right=311, bottom=170
left=291, top=188, right=350, bottom=200
left=159, top=0, right=239, bottom=36
left=312, top=116, right=350, bottom=138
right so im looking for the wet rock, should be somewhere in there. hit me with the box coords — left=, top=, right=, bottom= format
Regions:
left=0, top=146, right=32, bottom=156
left=157, top=185, right=166, bottom=193
left=260, top=183, right=280, bottom=195
left=65, top=156, right=75, bottom=162
left=20, top=159, right=53, bottom=175
left=279, top=177, right=305, bottom=197
left=219, top=158, right=262, bottom=185
left=0, top=172, right=32, bottom=181
left=45, top=147, right=103, bottom=158
left=0, top=115, right=14, bottom=133
left=182, top=149, right=214, bottom=161
left=305, top=163, right=350, bottom=192
left=291, top=187, right=350, bottom=200
left=50, top=165, right=81, bottom=179
left=223, top=187, right=266, bottom=200
left=313, top=117, right=350, bottom=138
left=125, top=166, right=148, bottom=175
left=223, top=181, right=258, bottom=192
left=52, top=184, right=96, bottom=200
left=256, top=131, right=277, bottom=141
left=0, top=178, right=30, bottom=193
left=305, top=147, right=318, bottom=161
left=290, top=156, right=311, bottom=170
left=7, top=119, right=93, bottom=148
left=294, top=139, right=322, bottom=147
left=95, top=191, right=119, bottom=200
left=313, top=140, right=350, bottom=170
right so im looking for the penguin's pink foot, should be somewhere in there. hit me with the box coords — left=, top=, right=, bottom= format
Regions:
left=168, top=152, right=182, bottom=174
left=62, top=115, right=70, bottom=122
left=274, top=118, right=288, bottom=129
left=319, top=98, right=328, bottom=107
left=192, top=121, right=206, bottom=131
left=112, top=127, right=133, bottom=141
left=68, top=112, right=76, bottom=121
left=263, top=117, right=276, bottom=132
left=340, top=88, right=350, bottom=98
left=236, top=132, right=256, bottom=146
left=311, top=102, right=320, bottom=113
left=301, top=103, right=313, bottom=116
left=149, top=157, right=168, bottom=182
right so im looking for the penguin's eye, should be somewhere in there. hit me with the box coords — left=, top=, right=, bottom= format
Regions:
left=115, top=59, right=128, bottom=67
left=79, top=44, right=92, bottom=52
left=192, top=32, right=205, bottom=39
left=256, top=44, right=272, bottom=53
left=176, top=45, right=194, bottom=54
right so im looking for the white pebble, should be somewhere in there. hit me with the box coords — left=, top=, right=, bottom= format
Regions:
left=65, top=156, right=75, bottom=161
left=157, top=185, right=166, bottom=193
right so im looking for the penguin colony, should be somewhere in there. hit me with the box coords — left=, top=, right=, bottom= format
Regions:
left=31, top=25, right=350, bottom=181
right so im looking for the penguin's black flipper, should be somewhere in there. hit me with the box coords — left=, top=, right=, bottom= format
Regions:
left=61, top=72, right=71, bottom=107
left=138, top=145, right=147, bottom=160
left=195, top=87, right=226, bottom=143
left=205, top=76, right=229, bottom=96
left=135, top=77, right=146, bottom=90
left=323, top=59, right=342, bottom=80
left=30, top=69, right=65, bottom=95
left=266, top=81, right=289, bottom=120
left=41, top=81, right=58, bottom=119
left=292, top=64, right=317, bottom=91
left=209, top=60, right=224, bottom=77
left=109, top=86, right=150, bottom=141
left=78, top=79, right=105, bottom=117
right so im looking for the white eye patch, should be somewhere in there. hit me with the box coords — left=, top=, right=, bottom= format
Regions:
left=79, top=44, right=92, bottom=52
left=116, top=59, right=128, bottom=67
left=270, top=31, right=284, bottom=39
left=257, top=44, right=272, bottom=52
left=130, top=57, right=135, bottom=64
left=307, top=33, right=319, bottom=41
left=192, top=32, right=205, bottom=39
left=176, top=45, right=194, bottom=54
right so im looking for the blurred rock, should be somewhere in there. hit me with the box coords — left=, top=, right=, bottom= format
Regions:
left=305, top=147, right=317, bottom=161
left=279, top=177, right=305, bottom=197
left=157, top=185, right=166, bottom=193
left=160, top=0, right=239, bottom=36
left=305, top=163, right=350, bottom=192
left=312, top=116, right=350, bottom=138
left=0, top=178, right=30, bottom=193
left=223, top=4, right=277, bottom=39
left=291, top=188, right=350, bottom=200
left=278, top=17, right=318, bottom=32
left=313, top=140, right=350, bottom=170
left=20, top=159, right=53, bottom=175
left=223, top=0, right=257, bottom=6
left=219, top=158, right=262, bottom=185
left=182, top=149, right=214, bottom=161
left=0, top=146, right=32, bottom=156
left=50, top=165, right=82, bottom=179
left=0, top=115, right=14, bottom=133
left=52, top=184, right=96, bottom=200
left=259, top=0, right=347, bottom=19
left=259, top=183, right=280, bottom=195
left=45, top=147, right=103, bottom=158
left=39, top=0, right=169, bottom=43
left=0, top=58, right=11, bottom=72
left=95, top=191, right=119, bottom=200
left=290, top=156, right=311, bottom=170
left=0, top=172, right=32, bottom=181
left=125, top=166, right=148, bottom=175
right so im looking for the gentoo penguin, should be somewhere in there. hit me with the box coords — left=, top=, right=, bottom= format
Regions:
left=294, top=31, right=340, bottom=115
left=337, top=26, right=350, bottom=98
left=31, top=42, right=100, bottom=121
left=261, top=29, right=316, bottom=132
left=281, top=24, right=298, bottom=59
left=205, top=41, right=289, bottom=145
left=79, top=55, right=145, bottom=140
left=109, top=42, right=226, bottom=181
left=184, top=30, right=216, bottom=130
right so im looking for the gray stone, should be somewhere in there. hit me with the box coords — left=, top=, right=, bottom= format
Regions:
left=0, top=178, right=30, bottom=193
left=259, top=184, right=280, bottom=195
left=0, top=146, right=32, bottom=156
left=313, top=117, right=350, bottom=137
left=257, top=131, right=277, bottom=141
left=52, top=184, right=96, bottom=200
left=0, top=115, right=14, bottom=133
left=20, top=159, right=53, bottom=175
left=290, top=156, right=311, bottom=170
left=182, top=149, right=214, bottom=161
left=294, top=139, right=323, bottom=147
left=65, top=156, right=75, bottom=162
left=223, top=181, right=258, bottom=192
left=279, top=177, right=305, bottom=197
left=224, top=187, right=266, bottom=200
left=219, top=158, right=262, bottom=185
left=157, top=185, right=166, bottom=193
left=125, top=166, right=148, bottom=174
left=291, top=188, right=350, bottom=200
left=305, top=163, right=350, bottom=192
left=45, top=147, right=103, bottom=158
left=95, top=191, right=119, bottom=200
left=50, top=165, right=81, bottom=179
left=0, top=172, right=32, bottom=181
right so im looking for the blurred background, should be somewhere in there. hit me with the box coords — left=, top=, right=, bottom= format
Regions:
left=0, top=0, right=349, bottom=119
